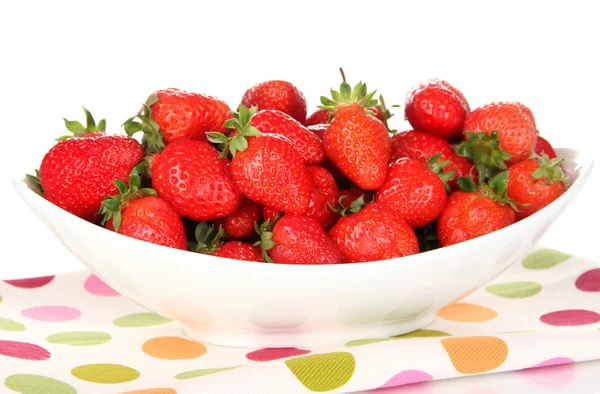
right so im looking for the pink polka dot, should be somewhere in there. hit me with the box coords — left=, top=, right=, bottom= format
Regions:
left=530, top=357, right=574, bottom=368
left=575, top=269, right=600, bottom=292
left=4, top=276, right=55, bottom=289
left=379, top=370, right=433, bottom=388
left=518, top=360, right=575, bottom=388
left=540, top=309, right=600, bottom=326
left=85, top=275, right=120, bottom=296
left=246, top=348, right=311, bottom=361
left=0, top=340, right=51, bottom=360
left=21, top=306, right=81, bottom=322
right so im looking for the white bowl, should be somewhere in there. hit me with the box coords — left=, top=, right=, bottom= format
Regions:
left=13, top=148, right=594, bottom=348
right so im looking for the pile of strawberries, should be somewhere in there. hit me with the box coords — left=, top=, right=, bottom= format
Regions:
left=30, top=69, right=567, bottom=264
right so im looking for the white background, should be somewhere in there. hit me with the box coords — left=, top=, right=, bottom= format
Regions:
left=0, top=1, right=600, bottom=392
left=3, top=0, right=599, bottom=279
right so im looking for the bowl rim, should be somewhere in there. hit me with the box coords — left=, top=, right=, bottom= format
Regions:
left=12, top=147, right=595, bottom=272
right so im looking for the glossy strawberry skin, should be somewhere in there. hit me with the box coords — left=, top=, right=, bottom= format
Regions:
left=405, top=79, right=470, bottom=140
left=150, top=88, right=231, bottom=144
left=224, top=198, right=262, bottom=238
left=391, top=130, right=476, bottom=191
left=106, top=196, right=187, bottom=250
left=231, top=133, right=311, bottom=215
left=305, top=166, right=339, bottom=229
left=437, top=191, right=515, bottom=246
left=328, top=202, right=419, bottom=263
left=305, top=109, right=331, bottom=126
left=507, top=159, right=566, bottom=220
left=307, top=124, right=328, bottom=141
left=376, top=158, right=448, bottom=228
left=241, top=80, right=307, bottom=124
left=212, top=241, right=263, bottom=262
left=270, top=215, right=343, bottom=264
left=251, top=110, right=325, bottom=165
left=463, top=102, right=537, bottom=164
left=534, top=136, right=558, bottom=159
left=40, top=135, right=144, bottom=222
left=324, top=109, right=392, bottom=190
left=152, top=139, right=243, bottom=222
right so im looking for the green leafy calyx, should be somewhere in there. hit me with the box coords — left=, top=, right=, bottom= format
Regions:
left=427, top=153, right=456, bottom=192
left=190, top=223, right=225, bottom=254
left=531, top=153, right=568, bottom=185
left=372, top=94, right=400, bottom=134
left=56, top=106, right=106, bottom=141
left=318, top=67, right=378, bottom=113
left=454, top=130, right=512, bottom=184
left=99, top=168, right=157, bottom=232
left=207, top=104, right=262, bottom=158
left=252, top=212, right=284, bottom=263
left=122, top=94, right=164, bottom=155
left=328, top=193, right=368, bottom=216
left=25, top=169, right=44, bottom=195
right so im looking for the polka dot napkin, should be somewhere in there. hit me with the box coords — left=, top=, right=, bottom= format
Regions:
left=1, top=247, right=600, bottom=394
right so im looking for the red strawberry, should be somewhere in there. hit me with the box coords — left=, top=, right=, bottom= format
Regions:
left=391, top=130, right=476, bottom=191
left=101, top=174, right=187, bottom=250
left=376, top=156, right=451, bottom=228
left=534, top=135, right=557, bottom=159
left=151, top=138, right=243, bottom=222
left=319, top=71, right=392, bottom=190
left=307, top=123, right=328, bottom=141
left=463, top=102, right=537, bottom=164
left=250, top=109, right=325, bottom=165
left=514, top=102, right=537, bottom=129
left=405, top=79, right=470, bottom=140
left=437, top=173, right=516, bottom=246
left=258, top=215, right=342, bottom=264
left=208, top=105, right=311, bottom=215
left=57, top=106, right=106, bottom=140
left=262, top=206, right=280, bottom=223
left=224, top=197, right=262, bottom=238
left=305, top=166, right=339, bottom=229
left=507, top=154, right=567, bottom=220
left=328, top=201, right=419, bottom=263
left=39, top=134, right=144, bottom=222
left=123, top=88, right=231, bottom=153
left=338, top=188, right=373, bottom=208
left=212, top=241, right=263, bottom=262
left=305, top=109, right=331, bottom=126
left=241, top=80, right=307, bottom=124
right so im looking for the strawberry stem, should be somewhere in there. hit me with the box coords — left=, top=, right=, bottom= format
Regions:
left=319, top=68, right=378, bottom=113
left=530, top=153, right=568, bottom=185
left=207, top=104, right=262, bottom=158
left=454, top=130, right=511, bottom=184
left=122, top=94, right=165, bottom=155
left=427, top=153, right=456, bottom=192
left=373, top=94, right=400, bottom=134
left=56, top=106, right=106, bottom=141
left=253, top=212, right=284, bottom=263
left=190, top=222, right=225, bottom=254
left=328, top=193, right=368, bottom=216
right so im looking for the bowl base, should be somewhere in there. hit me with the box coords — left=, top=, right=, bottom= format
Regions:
left=182, top=313, right=436, bottom=348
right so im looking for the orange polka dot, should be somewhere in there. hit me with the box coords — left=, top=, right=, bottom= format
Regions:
left=142, top=337, right=206, bottom=360
left=437, top=302, right=497, bottom=322
left=120, top=389, right=176, bottom=394
left=441, top=336, right=508, bottom=374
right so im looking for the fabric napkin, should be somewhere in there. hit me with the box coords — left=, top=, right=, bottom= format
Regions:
left=1, top=247, right=600, bottom=394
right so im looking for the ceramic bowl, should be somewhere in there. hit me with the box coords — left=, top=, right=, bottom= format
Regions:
left=13, top=148, right=594, bottom=348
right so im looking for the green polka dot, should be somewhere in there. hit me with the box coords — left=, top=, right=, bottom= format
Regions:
left=47, top=331, right=111, bottom=346
left=285, top=352, right=355, bottom=392
left=71, top=363, right=140, bottom=384
left=175, top=366, right=241, bottom=380
left=345, top=338, right=390, bottom=347
left=485, top=281, right=542, bottom=298
left=113, top=313, right=171, bottom=328
left=522, top=249, right=571, bottom=269
left=0, top=317, right=26, bottom=332
left=393, top=329, right=451, bottom=339
left=4, top=374, right=76, bottom=394
left=0, top=296, right=3, bottom=303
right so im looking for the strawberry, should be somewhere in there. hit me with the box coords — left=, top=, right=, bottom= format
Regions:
left=437, top=173, right=516, bottom=246
left=190, top=222, right=262, bottom=261
left=462, top=102, right=537, bottom=164
left=123, top=88, right=231, bottom=153
left=305, top=109, right=331, bottom=126
left=100, top=172, right=187, bottom=250
left=57, top=106, right=106, bottom=140
left=507, top=154, right=567, bottom=220
left=262, top=206, right=280, bottom=223
left=212, top=241, right=263, bottom=262
left=241, top=80, right=307, bottom=124
left=319, top=69, right=392, bottom=190
left=391, top=130, right=476, bottom=191
left=151, top=138, right=243, bottom=222
left=207, top=105, right=311, bottom=215
left=534, top=135, right=558, bottom=159
left=305, top=166, right=339, bottom=229
left=250, top=109, right=325, bottom=165
left=39, top=133, right=144, bottom=222
left=405, top=79, right=470, bottom=140
left=307, top=124, right=328, bottom=141
left=224, top=197, right=262, bottom=238
left=376, top=156, right=452, bottom=228
left=257, top=215, right=343, bottom=264
left=328, top=200, right=419, bottom=263
left=338, top=188, right=374, bottom=209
